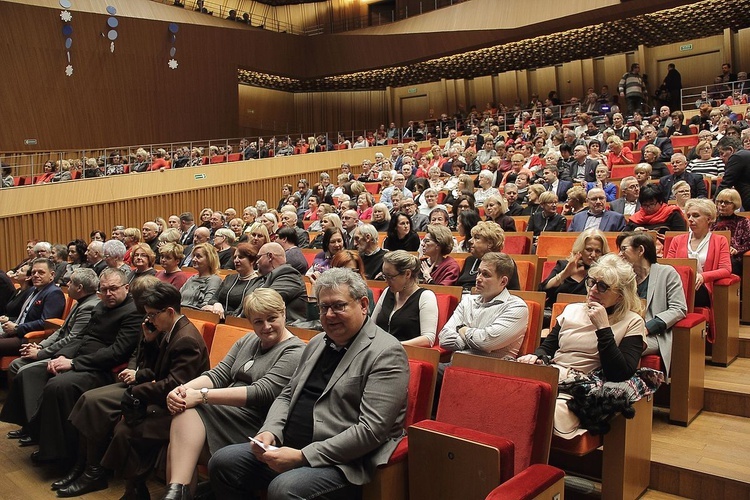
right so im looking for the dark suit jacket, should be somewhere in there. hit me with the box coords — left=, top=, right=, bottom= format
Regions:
left=716, top=149, right=750, bottom=211
left=642, top=137, right=674, bottom=163
left=36, top=294, right=100, bottom=360
left=131, top=316, right=209, bottom=436
left=57, top=294, right=142, bottom=372
left=568, top=210, right=626, bottom=232
left=411, top=213, right=429, bottom=232
left=180, top=225, right=196, bottom=246
left=544, top=180, right=574, bottom=202
left=15, top=283, right=66, bottom=337
left=609, top=197, right=641, bottom=215
left=659, top=172, right=707, bottom=199
left=92, top=260, right=107, bottom=276
left=260, top=318, right=408, bottom=486
left=567, top=159, right=598, bottom=182
left=0, top=271, right=15, bottom=317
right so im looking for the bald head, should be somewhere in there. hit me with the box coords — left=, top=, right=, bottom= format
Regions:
left=257, top=242, right=286, bottom=275
left=193, top=227, right=211, bottom=244
left=141, top=222, right=158, bottom=242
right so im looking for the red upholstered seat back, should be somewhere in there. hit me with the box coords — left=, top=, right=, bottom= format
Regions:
left=188, top=318, right=217, bottom=354
left=406, top=359, right=435, bottom=427
left=370, top=286, right=383, bottom=304
left=435, top=293, right=460, bottom=332
left=504, top=234, right=530, bottom=254
left=521, top=300, right=541, bottom=355
left=437, top=366, right=553, bottom=474
left=671, top=265, right=696, bottom=312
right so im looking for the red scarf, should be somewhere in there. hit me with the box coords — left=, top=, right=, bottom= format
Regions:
left=628, top=203, right=684, bottom=226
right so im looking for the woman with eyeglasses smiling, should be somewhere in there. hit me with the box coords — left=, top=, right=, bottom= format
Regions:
left=711, top=188, right=750, bottom=276
left=372, top=251, right=438, bottom=347
left=518, top=254, right=649, bottom=437
left=616, top=232, right=686, bottom=377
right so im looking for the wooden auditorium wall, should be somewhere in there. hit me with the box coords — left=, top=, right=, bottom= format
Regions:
left=237, top=85, right=389, bottom=138
left=0, top=0, right=310, bottom=152
left=0, top=146, right=392, bottom=270
left=386, top=34, right=728, bottom=125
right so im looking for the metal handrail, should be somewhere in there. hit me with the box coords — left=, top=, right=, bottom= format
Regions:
left=680, top=79, right=749, bottom=111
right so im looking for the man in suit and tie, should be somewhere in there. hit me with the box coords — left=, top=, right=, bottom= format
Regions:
left=568, top=145, right=598, bottom=183
left=542, top=165, right=573, bottom=203
left=340, top=210, right=361, bottom=250
left=610, top=177, right=641, bottom=216
left=2, top=268, right=100, bottom=443
left=208, top=268, right=409, bottom=499
left=640, top=125, right=673, bottom=163
left=179, top=212, right=196, bottom=246
left=568, top=188, right=626, bottom=232
left=0, top=258, right=66, bottom=357
left=659, top=153, right=707, bottom=200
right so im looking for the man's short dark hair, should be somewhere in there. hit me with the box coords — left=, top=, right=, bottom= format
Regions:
left=277, top=227, right=299, bottom=246
left=180, top=212, right=194, bottom=223
left=140, top=281, right=182, bottom=313
left=31, top=258, right=55, bottom=273
left=559, top=143, right=572, bottom=155
left=717, top=136, right=741, bottom=151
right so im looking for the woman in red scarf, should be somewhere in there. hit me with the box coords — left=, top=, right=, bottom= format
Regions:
left=624, top=184, right=687, bottom=233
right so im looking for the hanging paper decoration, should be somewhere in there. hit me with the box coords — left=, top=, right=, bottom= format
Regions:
left=60, top=0, right=73, bottom=76
left=106, top=5, right=118, bottom=53
left=168, top=23, right=179, bottom=70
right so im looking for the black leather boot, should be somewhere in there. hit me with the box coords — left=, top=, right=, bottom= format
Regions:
left=56, top=464, right=108, bottom=498
left=162, top=483, right=193, bottom=500
left=51, top=457, right=86, bottom=490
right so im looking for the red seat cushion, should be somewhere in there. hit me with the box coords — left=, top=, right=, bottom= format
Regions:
left=438, top=367, right=552, bottom=474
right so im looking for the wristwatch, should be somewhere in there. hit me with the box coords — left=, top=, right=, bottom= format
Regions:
left=69, top=359, right=76, bottom=370
left=200, top=387, right=209, bottom=405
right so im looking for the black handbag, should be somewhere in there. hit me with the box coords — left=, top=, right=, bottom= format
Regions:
left=120, top=386, right=147, bottom=426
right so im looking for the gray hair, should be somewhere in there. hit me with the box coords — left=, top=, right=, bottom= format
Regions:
left=620, top=176, right=637, bottom=190
left=99, top=267, right=128, bottom=285
left=34, top=241, right=52, bottom=253
left=70, top=267, right=99, bottom=294
left=215, top=227, right=236, bottom=243
left=314, top=267, right=368, bottom=301
left=356, top=223, right=378, bottom=241
left=478, top=169, right=494, bottom=181
left=102, top=239, right=126, bottom=260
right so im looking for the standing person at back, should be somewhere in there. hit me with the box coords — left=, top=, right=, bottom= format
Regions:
left=618, top=63, right=646, bottom=115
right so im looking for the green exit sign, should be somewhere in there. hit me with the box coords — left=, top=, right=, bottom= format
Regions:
left=407, top=88, right=418, bottom=94
left=679, top=44, right=693, bottom=51
left=194, top=173, right=206, bottom=180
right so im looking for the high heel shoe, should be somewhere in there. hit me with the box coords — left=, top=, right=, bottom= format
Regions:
left=162, top=483, right=192, bottom=500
